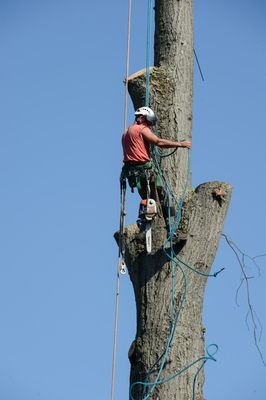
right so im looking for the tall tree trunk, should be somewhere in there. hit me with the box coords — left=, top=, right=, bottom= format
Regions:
left=123, top=1, right=232, bottom=399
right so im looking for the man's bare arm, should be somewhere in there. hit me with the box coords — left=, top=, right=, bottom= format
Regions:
left=141, top=127, right=191, bottom=149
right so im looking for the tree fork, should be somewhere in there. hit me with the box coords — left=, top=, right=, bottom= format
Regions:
left=120, top=1, right=232, bottom=399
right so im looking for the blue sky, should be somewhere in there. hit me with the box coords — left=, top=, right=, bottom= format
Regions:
left=0, top=0, right=265, bottom=399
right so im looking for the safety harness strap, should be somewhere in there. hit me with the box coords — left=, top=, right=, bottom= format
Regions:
left=121, top=160, right=160, bottom=193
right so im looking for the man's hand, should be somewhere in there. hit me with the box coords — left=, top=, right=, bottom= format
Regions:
left=180, top=141, right=191, bottom=149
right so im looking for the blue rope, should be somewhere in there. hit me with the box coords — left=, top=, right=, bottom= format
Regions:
left=145, top=0, right=153, bottom=106
left=129, top=2, right=221, bottom=398
left=130, top=345, right=218, bottom=397
left=130, top=148, right=222, bottom=400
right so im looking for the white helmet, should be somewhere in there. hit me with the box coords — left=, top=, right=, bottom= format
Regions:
left=135, top=107, right=157, bottom=125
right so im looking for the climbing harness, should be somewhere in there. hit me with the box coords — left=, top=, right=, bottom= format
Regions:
left=121, top=160, right=153, bottom=193
left=120, top=157, right=162, bottom=254
left=121, top=160, right=161, bottom=194
left=120, top=160, right=159, bottom=254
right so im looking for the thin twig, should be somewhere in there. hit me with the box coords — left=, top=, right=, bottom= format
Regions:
left=222, top=234, right=266, bottom=367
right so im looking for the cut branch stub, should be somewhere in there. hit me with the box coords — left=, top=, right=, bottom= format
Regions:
left=128, top=67, right=175, bottom=138
left=128, top=67, right=192, bottom=200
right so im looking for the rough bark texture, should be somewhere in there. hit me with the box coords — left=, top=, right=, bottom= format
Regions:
left=123, top=1, right=232, bottom=399
left=128, top=0, right=193, bottom=200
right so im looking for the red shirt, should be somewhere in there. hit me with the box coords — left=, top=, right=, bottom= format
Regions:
left=122, top=123, right=151, bottom=163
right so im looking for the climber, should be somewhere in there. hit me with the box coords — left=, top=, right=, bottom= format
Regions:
left=121, top=106, right=191, bottom=242
left=121, top=106, right=191, bottom=199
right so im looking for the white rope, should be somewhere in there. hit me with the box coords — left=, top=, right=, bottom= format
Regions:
left=111, top=1, right=132, bottom=400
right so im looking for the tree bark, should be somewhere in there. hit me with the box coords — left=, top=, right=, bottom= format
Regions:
left=123, top=1, right=232, bottom=399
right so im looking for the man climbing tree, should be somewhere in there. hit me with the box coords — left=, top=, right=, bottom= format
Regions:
left=122, top=107, right=191, bottom=164
left=121, top=106, right=191, bottom=243
left=121, top=106, right=191, bottom=197
left=115, top=1, right=232, bottom=399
